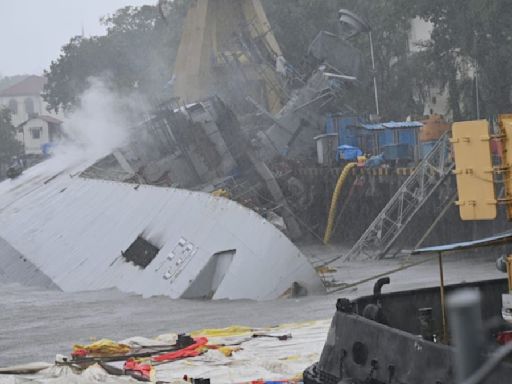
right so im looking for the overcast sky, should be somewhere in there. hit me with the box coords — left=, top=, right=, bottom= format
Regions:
left=0, top=0, right=153, bottom=77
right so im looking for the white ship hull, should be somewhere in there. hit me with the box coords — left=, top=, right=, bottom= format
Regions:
left=0, top=153, right=324, bottom=300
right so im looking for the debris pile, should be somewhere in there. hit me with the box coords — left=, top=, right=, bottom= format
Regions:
left=0, top=320, right=330, bottom=384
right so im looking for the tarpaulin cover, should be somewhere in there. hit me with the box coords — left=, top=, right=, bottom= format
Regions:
left=154, top=320, right=329, bottom=383
left=0, top=320, right=330, bottom=384
left=72, top=339, right=131, bottom=357
left=0, top=364, right=139, bottom=383
left=151, top=337, right=208, bottom=363
left=338, top=145, right=363, bottom=161
left=124, top=359, right=155, bottom=381
left=191, top=326, right=253, bottom=338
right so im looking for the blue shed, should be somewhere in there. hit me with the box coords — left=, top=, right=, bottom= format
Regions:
left=325, top=117, right=423, bottom=162
left=382, top=121, right=422, bottom=161
left=325, top=115, right=363, bottom=148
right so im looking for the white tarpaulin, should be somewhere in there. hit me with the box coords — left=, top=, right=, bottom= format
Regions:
left=0, top=320, right=330, bottom=384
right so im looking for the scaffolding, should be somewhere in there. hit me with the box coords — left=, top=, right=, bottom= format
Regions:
left=341, top=131, right=454, bottom=261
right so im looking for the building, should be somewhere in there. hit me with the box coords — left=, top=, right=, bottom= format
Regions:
left=407, top=17, right=477, bottom=120
left=18, top=115, right=62, bottom=155
left=0, top=75, right=64, bottom=155
left=407, top=18, right=450, bottom=118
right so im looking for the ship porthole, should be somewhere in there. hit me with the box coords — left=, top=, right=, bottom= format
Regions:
left=352, top=341, right=368, bottom=366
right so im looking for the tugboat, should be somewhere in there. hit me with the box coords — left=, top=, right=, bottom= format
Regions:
left=303, top=241, right=512, bottom=383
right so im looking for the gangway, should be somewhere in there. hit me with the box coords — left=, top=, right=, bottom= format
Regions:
left=340, top=131, right=454, bottom=261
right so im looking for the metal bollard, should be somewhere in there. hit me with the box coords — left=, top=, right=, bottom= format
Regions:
left=447, top=289, right=484, bottom=383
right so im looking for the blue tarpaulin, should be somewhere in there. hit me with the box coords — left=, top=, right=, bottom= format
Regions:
left=337, top=145, right=363, bottom=161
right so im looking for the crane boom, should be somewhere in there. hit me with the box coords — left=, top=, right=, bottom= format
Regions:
left=173, top=0, right=285, bottom=114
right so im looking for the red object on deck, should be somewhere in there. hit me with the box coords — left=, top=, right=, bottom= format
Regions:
left=124, top=359, right=152, bottom=380
left=151, top=337, right=208, bottom=363
left=497, top=330, right=512, bottom=345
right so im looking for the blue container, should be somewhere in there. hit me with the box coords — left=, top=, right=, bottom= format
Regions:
left=382, top=144, right=413, bottom=161
left=379, top=130, right=394, bottom=147
left=330, top=116, right=363, bottom=147
left=397, top=129, right=417, bottom=145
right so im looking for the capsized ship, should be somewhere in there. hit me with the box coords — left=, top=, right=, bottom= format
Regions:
left=0, top=149, right=324, bottom=300
left=0, top=0, right=366, bottom=300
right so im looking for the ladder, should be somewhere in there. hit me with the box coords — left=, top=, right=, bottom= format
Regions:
left=342, top=131, right=454, bottom=261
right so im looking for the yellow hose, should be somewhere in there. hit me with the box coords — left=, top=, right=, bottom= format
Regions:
left=323, top=162, right=358, bottom=244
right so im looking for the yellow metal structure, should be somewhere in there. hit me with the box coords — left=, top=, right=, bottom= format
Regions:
left=323, top=162, right=358, bottom=244
left=450, top=120, right=496, bottom=220
left=499, top=114, right=512, bottom=219
left=173, top=0, right=285, bottom=114
left=211, top=188, right=230, bottom=198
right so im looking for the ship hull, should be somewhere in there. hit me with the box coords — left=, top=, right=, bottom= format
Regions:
left=305, top=278, right=512, bottom=384
left=0, top=154, right=324, bottom=300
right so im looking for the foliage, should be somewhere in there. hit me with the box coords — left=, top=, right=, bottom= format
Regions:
left=263, top=0, right=421, bottom=120
left=264, top=0, right=512, bottom=120
left=410, top=0, right=512, bottom=118
left=43, top=0, right=511, bottom=120
left=0, top=107, right=22, bottom=165
left=43, top=2, right=188, bottom=112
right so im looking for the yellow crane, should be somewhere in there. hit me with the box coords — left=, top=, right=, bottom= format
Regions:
left=172, top=0, right=286, bottom=114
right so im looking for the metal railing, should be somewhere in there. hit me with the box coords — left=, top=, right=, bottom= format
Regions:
left=342, top=131, right=454, bottom=261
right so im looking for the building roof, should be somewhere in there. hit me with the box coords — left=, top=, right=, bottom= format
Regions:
left=18, top=115, right=62, bottom=127
left=0, top=75, right=46, bottom=97
left=37, top=115, right=62, bottom=124
left=36, top=115, right=62, bottom=124
left=360, top=121, right=423, bottom=131
left=382, top=121, right=423, bottom=129
left=361, top=123, right=385, bottom=130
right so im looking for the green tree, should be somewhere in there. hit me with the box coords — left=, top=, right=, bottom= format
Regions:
left=44, top=0, right=511, bottom=121
left=0, top=107, right=22, bottom=171
left=44, top=2, right=188, bottom=112
left=263, top=0, right=421, bottom=120
left=410, top=0, right=512, bottom=118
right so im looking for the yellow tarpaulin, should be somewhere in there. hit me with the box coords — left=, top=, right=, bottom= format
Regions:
left=73, top=339, right=131, bottom=356
left=190, top=326, right=253, bottom=338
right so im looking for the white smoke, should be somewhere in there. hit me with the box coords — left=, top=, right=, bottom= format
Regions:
left=56, top=77, right=148, bottom=160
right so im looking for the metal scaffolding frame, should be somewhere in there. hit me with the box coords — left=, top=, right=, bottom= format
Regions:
left=342, top=131, right=454, bottom=261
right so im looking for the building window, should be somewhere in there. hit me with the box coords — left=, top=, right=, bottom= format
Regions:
left=122, top=236, right=160, bottom=268
left=30, top=127, right=42, bottom=139
left=8, top=99, right=18, bottom=114
left=24, top=98, right=35, bottom=116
